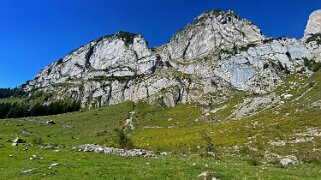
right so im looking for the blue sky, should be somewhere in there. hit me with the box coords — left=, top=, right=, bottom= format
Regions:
left=0, top=0, right=320, bottom=88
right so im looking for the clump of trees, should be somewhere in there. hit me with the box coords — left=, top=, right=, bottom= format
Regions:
left=304, top=58, right=321, bottom=72
left=306, top=33, right=321, bottom=45
left=0, top=101, right=81, bottom=119
left=0, top=88, right=26, bottom=99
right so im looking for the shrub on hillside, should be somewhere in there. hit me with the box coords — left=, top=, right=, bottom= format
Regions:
left=114, top=128, right=134, bottom=150
left=32, top=137, right=43, bottom=145
left=304, top=58, right=321, bottom=72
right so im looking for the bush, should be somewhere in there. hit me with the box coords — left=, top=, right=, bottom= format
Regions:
left=95, top=130, right=108, bottom=137
left=277, top=60, right=285, bottom=71
left=248, top=158, right=261, bottom=166
left=306, top=33, right=321, bottom=45
left=115, top=128, right=134, bottom=150
left=304, top=58, right=321, bottom=72
left=199, top=132, right=216, bottom=157
left=300, top=151, right=321, bottom=164
left=116, top=32, right=137, bottom=46
left=164, top=61, right=172, bottom=68
left=32, top=137, right=43, bottom=145
left=263, top=63, right=269, bottom=69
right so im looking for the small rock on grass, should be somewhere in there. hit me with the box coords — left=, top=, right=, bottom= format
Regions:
left=30, top=155, right=44, bottom=160
left=49, top=163, right=59, bottom=169
left=46, top=120, right=56, bottom=125
left=21, top=168, right=36, bottom=174
left=280, top=155, right=298, bottom=166
left=20, top=130, right=31, bottom=137
left=198, top=171, right=220, bottom=180
left=13, top=137, right=25, bottom=143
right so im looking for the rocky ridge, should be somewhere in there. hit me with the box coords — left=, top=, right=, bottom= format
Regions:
left=76, top=144, right=155, bottom=157
left=23, top=9, right=321, bottom=109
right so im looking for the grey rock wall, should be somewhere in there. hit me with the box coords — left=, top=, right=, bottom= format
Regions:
left=23, top=10, right=318, bottom=108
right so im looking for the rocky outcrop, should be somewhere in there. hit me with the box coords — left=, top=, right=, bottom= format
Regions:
left=304, top=10, right=321, bottom=39
left=303, top=10, right=321, bottom=62
left=23, top=10, right=318, bottom=108
left=159, top=10, right=264, bottom=62
left=24, top=32, right=160, bottom=91
left=76, top=144, right=155, bottom=157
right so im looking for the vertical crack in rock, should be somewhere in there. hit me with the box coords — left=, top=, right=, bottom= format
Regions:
left=122, top=80, right=130, bottom=101
left=85, top=45, right=94, bottom=68
left=182, top=41, right=191, bottom=60
left=106, top=84, right=113, bottom=106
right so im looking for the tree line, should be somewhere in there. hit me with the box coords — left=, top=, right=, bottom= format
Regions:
left=0, top=88, right=26, bottom=99
left=0, top=101, right=81, bottom=119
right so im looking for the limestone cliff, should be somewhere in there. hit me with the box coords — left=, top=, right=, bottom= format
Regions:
left=303, top=10, right=321, bottom=62
left=23, top=9, right=320, bottom=108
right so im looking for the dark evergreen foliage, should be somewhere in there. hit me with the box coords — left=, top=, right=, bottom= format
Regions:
left=306, top=33, right=321, bottom=45
left=115, top=31, right=138, bottom=46
left=0, top=88, right=26, bottom=99
left=0, top=101, right=81, bottom=119
left=304, top=58, right=321, bottom=72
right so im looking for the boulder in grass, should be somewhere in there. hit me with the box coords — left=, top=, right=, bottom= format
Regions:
left=21, top=168, right=37, bottom=174
left=20, top=130, right=31, bottom=137
left=280, top=155, right=298, bottom=167
left=198, top=171, right=220, bottom=180
left=12, top=137, right=25, bottom=143
left=46, top=120, right=56, bottom=125
left=49, top=162, right=59, bottom=169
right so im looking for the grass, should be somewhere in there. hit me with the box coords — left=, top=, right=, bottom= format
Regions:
left=1, top=71, right=321, bottom=178
left=1, top=145, right=321, bottom=179
left=0, top=101, right=134, bottom=147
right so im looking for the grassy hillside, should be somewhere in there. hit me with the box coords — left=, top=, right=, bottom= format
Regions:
left=1, top=71, right=321, bottom=179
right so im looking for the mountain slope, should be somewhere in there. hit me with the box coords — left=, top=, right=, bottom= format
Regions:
left=1, top=70, right=321, bottom=179
left=1, top=9, right=321, bottom=179
left=21, top=9, right=321, bottom=110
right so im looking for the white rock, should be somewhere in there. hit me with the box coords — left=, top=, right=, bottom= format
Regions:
left=304, top=10, right=321, bottom=39
left=198, top=171, right=219, bottom=180
left=283, top=94, right=293, bottom=99
left=21, top=168, right=36, bottom=174
left=49, top=163, right=59, bottom=169
left=280, top=155, right=298, bottom=166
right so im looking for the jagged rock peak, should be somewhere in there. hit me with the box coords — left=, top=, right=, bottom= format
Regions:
left=303, top=10, right=321, bottom=62
left=23, top=9, right=315, bottom=108
left=194, top=9, right=240, bottom=22
left=160, top=9, right=264, bottom=62
left=23, top=30, right=160, bottom=91
left=304, top=9, right=321, bottom=39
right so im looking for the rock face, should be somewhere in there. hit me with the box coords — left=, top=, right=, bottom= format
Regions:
left=159, top=10, right=264, bottom=62
left=303, top=10, right=321, bottom=62
left=25, top=32, right=160, bottom=90
left=23, top=10, right=318, bottom=108
left=304, top=10, right=321, bottom=38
